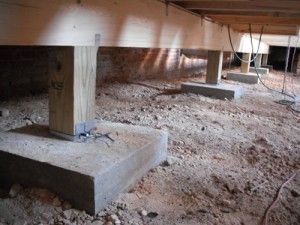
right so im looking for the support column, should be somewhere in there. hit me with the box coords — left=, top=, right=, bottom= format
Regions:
left=206, top=50, right=223, bottom=84
left=254, top=54, right=262, bottom=67
left=182, top=50, right=243, bottom=99
left=262, top=54, right=268, bottom=65
left=241, top=53, right=251, bottom=73
left=49, top=46, right=98, bottom=137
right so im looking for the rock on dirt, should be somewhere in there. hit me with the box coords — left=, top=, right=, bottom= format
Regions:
left=0, top=108, right=9, bottom=117
left=8, top=184, right=22, bottom=198
left=138, top=209, right=148, bottom=217
left=161, top=155, right=179, bottom=167
left=108, top=214, right=121, bottom=224
left=62, top=201, right=72, bottom=210
left=52, top=196, right=62, bottom=207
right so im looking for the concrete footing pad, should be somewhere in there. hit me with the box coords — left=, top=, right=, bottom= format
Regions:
left=0, top=122, right=168, bottom=214
left=227, top=72, right=259, bottom=84
left=261, top=65, right=273, bottom=71
left=181, top=82, right=243, bottom=100
left=249, top=67, right=269, bottom=75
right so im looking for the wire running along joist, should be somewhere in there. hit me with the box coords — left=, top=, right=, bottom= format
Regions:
left=227, top=23, right=300, bottom=114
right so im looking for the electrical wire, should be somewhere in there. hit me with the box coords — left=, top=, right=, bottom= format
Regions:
left=260, top=170, right=299, bottom=225
left=165, top=0, right=300, bottom=113
left=227, top=25, right=263, bottom=63
left=248, top=25, right=296, bottom=100
left=227, top=23, right=300, bottom=114
left=227, top=23, right=300, bottom=115
left=227, top=23, right=300, bottom=224
left=249, top=25, right=300, bottom=114
left=288, top=36, right=300, bottom=113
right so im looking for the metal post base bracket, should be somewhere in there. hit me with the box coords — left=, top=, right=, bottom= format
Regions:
left=50, top=119, right=97, bottom=141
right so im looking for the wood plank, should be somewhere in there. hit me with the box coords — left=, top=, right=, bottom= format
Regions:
left=0, top=0, right=248, bottom=51
left=191, top=10, right=300, bottom=18
left=262, top=54, right=269, bottom=65
left=231, top=24, right=298, bottom=35
left=73, top=46, right=97, bottom=131
left=255, top=54, right=262, bottom=67
left=169, top=1, right=300, bottom=36
left=241, top=53, right=251, bottom=73
left=251, top=34, right=300, bottom=47
left=49, top=46, right=97, bottom=136
left=174, top=1, right=300, bottom=13
left=206, top=51, right=223, bottom=84
left=208, top=15, right=300, bottom=26
left=49, top=47, right=75, bottom=135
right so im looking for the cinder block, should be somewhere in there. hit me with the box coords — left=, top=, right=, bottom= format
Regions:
left=249, top=67, right=269, bottom=75
left=226, top=72, right=259, bottom=84
left=0, top=122, right=168, bottom=215
left=181, top=82, right=243, bottom=100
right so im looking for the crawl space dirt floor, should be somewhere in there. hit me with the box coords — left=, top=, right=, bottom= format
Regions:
left=0, top=70, right=299, bottom=225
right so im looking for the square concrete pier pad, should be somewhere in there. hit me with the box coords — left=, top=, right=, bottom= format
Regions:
left=227, top=72, right=259, bottom=84
left=249, top=67, right=269, bottom=75
left=0, top=122, right=168, bottom=214
left=181, top=82, right=243, bottom=100
left=261, top=65, right=273, bottom=71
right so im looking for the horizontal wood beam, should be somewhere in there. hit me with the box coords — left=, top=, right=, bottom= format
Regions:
left=172, top=1, right=300, bottom=13
left=0, top=0, right=247, bottom=51
left=251, top=34, right=300, bottom=47
left=191, top=10, right=300, bottom=18
left=170, top=0, right=300, bottom=35
left=231, top=24, right=298, bottom=35
left=209, top=15, right=300, bottom=26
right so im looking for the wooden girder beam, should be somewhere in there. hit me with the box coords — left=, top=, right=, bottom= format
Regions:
left=190, top=10, right=300, bottom=18
left=231, top=24, right=298, bottom=36
left=208, top=15, right=300, bottom=26
left=169, top=1, right=300, bottom=13
left=168, top=0, right=300, bottom=35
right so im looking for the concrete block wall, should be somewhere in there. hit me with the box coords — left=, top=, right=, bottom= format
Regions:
left=97, top=47, right=208, bottom=85
left=0, top=46, right=231, bottom=99
left=0, top=46, right=51, bottom=99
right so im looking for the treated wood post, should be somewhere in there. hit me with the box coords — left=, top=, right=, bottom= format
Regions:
left=206, top=51, right=223, bottom=84
left=241, top=53, right=251, bottom=73
left=49, top=46, right=98, bottom=138
left=255, top=54, right=262, bottom=67
left=262, top=54, right=269, bottom=65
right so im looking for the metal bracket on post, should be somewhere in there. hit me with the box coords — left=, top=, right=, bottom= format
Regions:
left=51, top=119, right=97, bottom=141
left=75, top=120, right=97, bottom=136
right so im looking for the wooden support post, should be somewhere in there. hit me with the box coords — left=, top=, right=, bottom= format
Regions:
left=49, top=46, right=98, bottom=137
left=262, top=54, right=269, bottom=65
left=206, top=51, right=223, bottom=84
left=255, top=54, right=262, bottom=67
left=241, top=53, right=251, bottom=73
